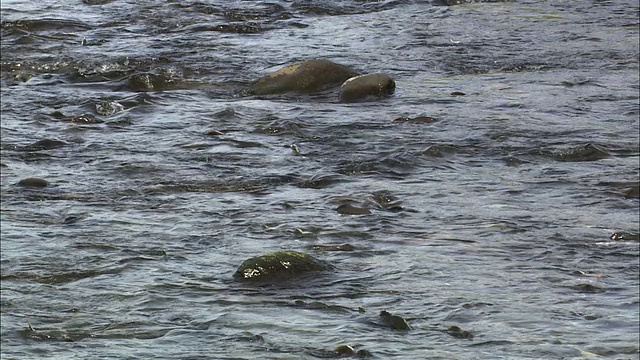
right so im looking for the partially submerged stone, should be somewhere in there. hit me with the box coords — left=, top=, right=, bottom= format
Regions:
left=610, top=232, right=640, bottom=241
left=95, top=100, right=125, bottom=116
left=339, top=73, right=395, bottom=103
left=127, top=72, right=177, bottom=92
left=65, top=114, right=104, bottom=124
left=623, top=184, right=639, bottom=199
left=307, top=243, right=354, bottom=252
left=336, top=204, right=371, bottom=215
left=553, top=143, right=609, bottom=162
left=248, top=59, right=358, bottom=95
left=433, top=0, right=511, bottom=5
left=334, top=345, right=356, bottom=356
left=17, top=177, right=49, bottom=188
left=393, top=116, right=436, bottom=123
left=19, top=139, right=67, bottom=151
left=233, top=251, right=331, bottom=282
left=379, top=310, right=411, bottom=330
left=446, top=325, right=474, bottom=339
left=312, top=345, right=371, bottom=358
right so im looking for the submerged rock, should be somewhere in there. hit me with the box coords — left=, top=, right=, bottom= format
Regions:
left=95, top=101, right=125, bottom=116
left=19, top=139, right=67, bottom=151
left=446, top=325, right=474, bottom=339
left=233, top=251, right=331, bottom=282
left=17, top=177, right=49, bottom=188
left=311, top=345, right=372, bottom=358
left=307, top=243, right=355, bottom=252
left=19, top=323, right=79, bottom=342
left=597, top=180, right=639, bottom=199
left=248, top=59, right=358, bottom=95
left=393, top=116, right=436, bottom=123
left=553, top=143, right=609, bottom=162
left=334, top=345, right=371, bottom=357
left=65, top=114, right=104, bottom=124
left=127, top=72, right=176, bottom=92
left=379, top=310, right=411, bottom=330
left=623, top=184, right=639, bottom=199
left=339, top=73, right=395, bottom=103
left=433, top=0, right=511, bottom=5
left=356, top=349, right=372, bottom=358
left=610, top=232, right=640, bottom=241
left=336, top=204, right=371, bottom=215
left=294, top=300, right=354, bottom=313
left=335, top=345, right=356, bottom=356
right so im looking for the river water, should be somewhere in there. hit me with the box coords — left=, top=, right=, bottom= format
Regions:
left=1, top=0, right=639, bottom=359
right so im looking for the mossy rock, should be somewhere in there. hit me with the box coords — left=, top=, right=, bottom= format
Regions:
left=339, top=73, right=395, bottom=103
left=248, top=59, right=358, bottom=95
left=233, top=251, right=332, bottom=282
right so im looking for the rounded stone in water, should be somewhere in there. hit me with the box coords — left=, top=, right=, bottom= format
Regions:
left=339, top=73, right=395, bottom=103
left=233, top=251, right=332, bottom=282
left=248, top=59, right=358, bottom=95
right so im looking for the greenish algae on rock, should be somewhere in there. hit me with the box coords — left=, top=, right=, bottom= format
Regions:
left=248, top=59, right=358, bottom=95
left=233, top=251, right=332, bottom=282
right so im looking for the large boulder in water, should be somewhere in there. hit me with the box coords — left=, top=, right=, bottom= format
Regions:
left=248, top=59, right=358, bottom=95
left=233, top=251, right=332, bottom=282
left=339, top=73, right=395, bottom=103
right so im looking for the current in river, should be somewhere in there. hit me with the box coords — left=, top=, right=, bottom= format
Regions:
left=0, top=0, right=639, bottom=359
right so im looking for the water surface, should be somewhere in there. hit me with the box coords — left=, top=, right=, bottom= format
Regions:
left=1, top=1, right=639, bottom=359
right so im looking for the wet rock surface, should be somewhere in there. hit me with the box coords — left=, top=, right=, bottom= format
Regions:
left=233, top=251, right=332, bottom=282
left=338, top=73, right=395, bottom=103
left=446, top=325, right=474, bottom=339
left=379, top=310, right=411, bottom=330
left=248, top=59, right=358, bottom=96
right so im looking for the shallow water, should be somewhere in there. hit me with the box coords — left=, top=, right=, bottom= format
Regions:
left=1, top=0, right=639, bottom=359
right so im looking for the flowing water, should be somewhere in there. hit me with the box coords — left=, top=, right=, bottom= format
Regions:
left=1, top=0, right=639, bottom=359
